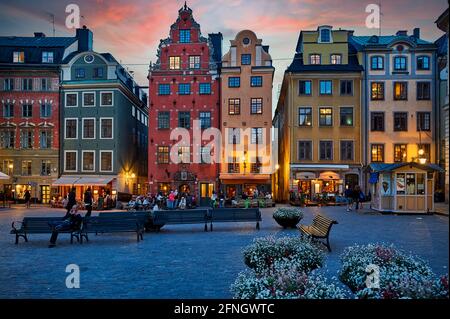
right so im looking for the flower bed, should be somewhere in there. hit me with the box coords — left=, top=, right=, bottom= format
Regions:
left=272, top=208, right=303, bottom=228
left=243, top=236, right=324, bottom=273
left=231, top=259, right=346, bottom=299
left=339, top=243, right=449, bottom=299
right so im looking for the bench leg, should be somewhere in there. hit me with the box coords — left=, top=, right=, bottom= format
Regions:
left=15, top=234, right=19, bottom=245
left=140, top=231, right=144, bottom=241
left=210, top=223, right=213, bottom=232
left=24, top=234, right=28, bottom=242
left=325, top=237, right=332, bottom=252
left=256, top=222, right=260, bottom=230
left=204, top=223, right=208, bottom=232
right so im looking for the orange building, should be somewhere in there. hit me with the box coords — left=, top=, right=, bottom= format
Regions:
left=219, top=30, right=274, bottom=198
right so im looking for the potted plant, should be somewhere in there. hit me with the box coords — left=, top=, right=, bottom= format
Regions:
left=272, top=207, right=304, bottom=228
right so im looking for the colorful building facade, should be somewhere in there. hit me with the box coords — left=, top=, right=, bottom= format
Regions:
left=219, top=30, right=274, bottom=198
left=147, top=3, right=222, bottom=205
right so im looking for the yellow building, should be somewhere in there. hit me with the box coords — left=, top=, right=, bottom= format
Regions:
left=274, top=26, right=363, bottom=203
left=220, top=30, right=274, bottom=198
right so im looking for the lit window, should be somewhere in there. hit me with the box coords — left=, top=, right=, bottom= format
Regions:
left=394, top=82, right=408, bottom=100
left=371, top=144, right=384, bottom=162
left=331, top=54, right=341, bottom=64
left=310, top=54, right=321, bottom=64
left=13, top=51, right=24, bottom=63
left=250, top=98, right=263, bottom=114
left=169, top=56, right=181, bottom=70
left=319, top=108, right=333, bottom=126
left=189, top=56, right=200, bottom=69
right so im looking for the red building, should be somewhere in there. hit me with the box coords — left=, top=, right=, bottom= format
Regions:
left=148, top=3, right=222, bottom=205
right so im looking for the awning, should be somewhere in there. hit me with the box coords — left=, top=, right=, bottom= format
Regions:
left=0, top=172, right=10, bottom=180
left=295, top=172, right=316, bottom=180
left=291, top=164, right=350, bottom=170
left=318, top=171, right=341, bottom=180
left=369, top=172, right=379, bottom=184
left=52, top=176, right=80, bottom=186
left=74, top=176, right=115, bottom=186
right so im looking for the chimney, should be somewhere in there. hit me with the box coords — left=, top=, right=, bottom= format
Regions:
left=396, top=30, right=408, bottom=36
left=76, top=25, right=93, bottom=52
left=34, top=32, right=46, bottom=38
left=413, top=28, right=420, bottom=39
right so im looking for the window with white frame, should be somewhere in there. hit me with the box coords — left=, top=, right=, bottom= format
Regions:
left=65, top=151, right=77, bottom=172
left=83, top=92, right=95, bottom=107
left=100, top=92, right=113, bottom=106
left=82, top=118, right=95, bottom=139
left=82, top=151, right=95, bottom=172
left=65, top=119, right=78, bottom=139
left=100, top=118, right=113, bottom=139
left=65, top=93, right=78, bottom=107
left=13, top=51, right=24, bottom=63
left=42, top=52, right=54, bottom=63
left=100, top=151, right=113, bottom=172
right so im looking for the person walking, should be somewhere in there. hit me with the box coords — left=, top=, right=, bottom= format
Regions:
left=352, top=185, right=361, bottom=211
left=344, top=186, right=353, bottom=212
left=84, top=187, right=93, bottom=217
left=65, top=187, right=77, bottom=218
left=24, top=189, right=31, bottom=208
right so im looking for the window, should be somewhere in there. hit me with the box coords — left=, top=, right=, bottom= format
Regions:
left=371, top=82, right=384, bottom=100
left=228, top=98, right=240, bottom=115
left=371, top=112, right=385, bottom=131
left=22, top=104, right=32, bottom=118
left=21, top=160, right=32, bottom=176
left=417, top=173, right=426, bottom=195
left=371, top=144, right=384, bottom=162
left=417, top=56, right=430, bottom=70
left=82, top=151, right=95, bottom=171
left=250, top=98, right=263, bottom=114
left=319, top=80, right=332, bottom=95
left=42, top=52, right=53, bottom=63
left=228, top=128, right=240, bottom=144
left=82, top=118, right=95, bottom=139
left=331, top=54, right=342, bottom=64
left=418, top=144, right=431, bottom=162
left=298, top=141, right=312, bottom=160
left=340, top=107, right=353, bottom=126
left=180, top=29, right=191, bottom=43
left=320, top=29, right=331, bottom=42
left=65, top=151, right=77, bottom=171
left=319, top=141, right=333, bottom=160
left=417, top=112, right=431, bottom=131
left=41, top=78, right=49, bottom=91
left=310, top=54, right=321, bottom=64
left=41, top=160, right=51, bottom=176
left=298, top=80, right=311, bottom=95
left=169, top=56, right=181, bottom=70
left=65, top=119, right=78, bottom=139
left=241, top=54, right=251, bottom=65
left=396, top=173, right=406, bottom=195
left=228, top=157, right=240, bottom=173
left=178, top=83, right=191, bottom=95
left=250, top=158, right=262, bottom=174
left=4, top=78, right=14, bottom=91
left=3, top=104, right=14, bottom=118
left=200, top=146, right=211, bottom=164
left=393, top=112, right=408, bottom=131
left=371, top=56, right=384, bottom=70
left=100, top=118, right=113, bottom=139
left=40, top=103, right=51, bottom=118
left=394, top=56, right=407, bottom=71
left=319, top=108, right=333, bottom=126
left=251, top=76, right=263, bottom=87
left=22, top=79, right=33, bottom=91
left=178, top=111, right=190, bottom=129
left=178, top=146, right=190, bottom=163
left=340, top=141, right=354, bottom=161
left=417, top=82, right=431, bottom=100
left=158, top=84, right=170, bottom=95
left=157, top=146, right=169, bottom=164
left=94, top=67, right=103, bottom=78
left=0, top=130, right=15, bottom=149
left=340, top=80, right=353, bottom=95
left=100, top=92, right=113, bottom=106
left=298, top=107, right=312, bottom=126
left=199, top=83, right=211, bottom=95
left=75, top=68, right=85, bottom=78
left=66, top=93, right=78, bottom=107
left=189, top=56, right=200, bottom=69
left=158, top=112, right=170, bottom=129
left=13, top=51, right=24, bottom=63
left=228, top=77, right=240, bottom=88
left=83, top=92, right=95, bottom=107
left=394, top=144, right=407, bottom=162
left=199, top=112, right=211, bottom=129
left=394, top=82, right=408, bottom=100
left=100, top=151, right=113, bottom=172
left=20, top=130, right=33, bottom=149
left=39, top=130, right=51, bottom=149
left=251, top=128, right=263, bottom=144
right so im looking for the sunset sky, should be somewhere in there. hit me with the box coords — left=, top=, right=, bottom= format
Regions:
left=0, top=0, right=448, bottom=104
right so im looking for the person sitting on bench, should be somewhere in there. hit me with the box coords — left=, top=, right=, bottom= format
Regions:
left=48, top=204, right=83, bottom=248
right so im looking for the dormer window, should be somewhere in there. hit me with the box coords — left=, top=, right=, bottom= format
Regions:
left=13, top=51, right=24, bottom=63
left=309, top=54, right=321, bottom=65
left=42, top=52, right=53, bottom=63
left=180, top=29, right=190, bottom=43
left=330, top=54, right=342, bottom=65
left=319, top=28, right=332, bottom=43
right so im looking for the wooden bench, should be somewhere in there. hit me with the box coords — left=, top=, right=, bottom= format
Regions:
left=98, top=211, right=151, bottom=230
left=208, top=208, right=261, bottom=231
left=81, top=216, right=144, bottom=242
left=10, top=217, right=82, bottom=245
left=298, top=214, right=338, bottom=252
left=152, top=209, right=209, bottom=232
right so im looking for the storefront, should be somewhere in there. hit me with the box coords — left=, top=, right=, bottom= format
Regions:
left=368, top=163, right=443, bottom=214
left=220, top=175, right=272, bottom=199
left=52, top=175, right=116, bottom=203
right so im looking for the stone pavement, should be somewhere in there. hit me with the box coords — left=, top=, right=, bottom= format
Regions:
left=434, top=202, right=449, bottom=217
left=0, top=205, right=448, bottom=299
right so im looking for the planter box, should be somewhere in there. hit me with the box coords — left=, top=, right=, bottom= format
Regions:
left=273, top=216, right=302, bottom=229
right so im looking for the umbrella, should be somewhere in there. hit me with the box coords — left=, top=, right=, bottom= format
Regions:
left=0, top=172, right=10, bottom=180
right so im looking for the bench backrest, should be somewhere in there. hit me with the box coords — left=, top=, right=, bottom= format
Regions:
left=152, top=209, right=208, bottom=225
left=210, top=208, right=261, bottom=222
left=98, top=212, right=149, bottom=224
left=311, top=214, right=337, bottom=235
left=83, top=216, right=141, bottom=232
left=21, top=217, right=74, bottom=233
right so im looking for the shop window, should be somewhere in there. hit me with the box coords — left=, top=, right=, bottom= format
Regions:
left=396, top=173, right=406, bottom=195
